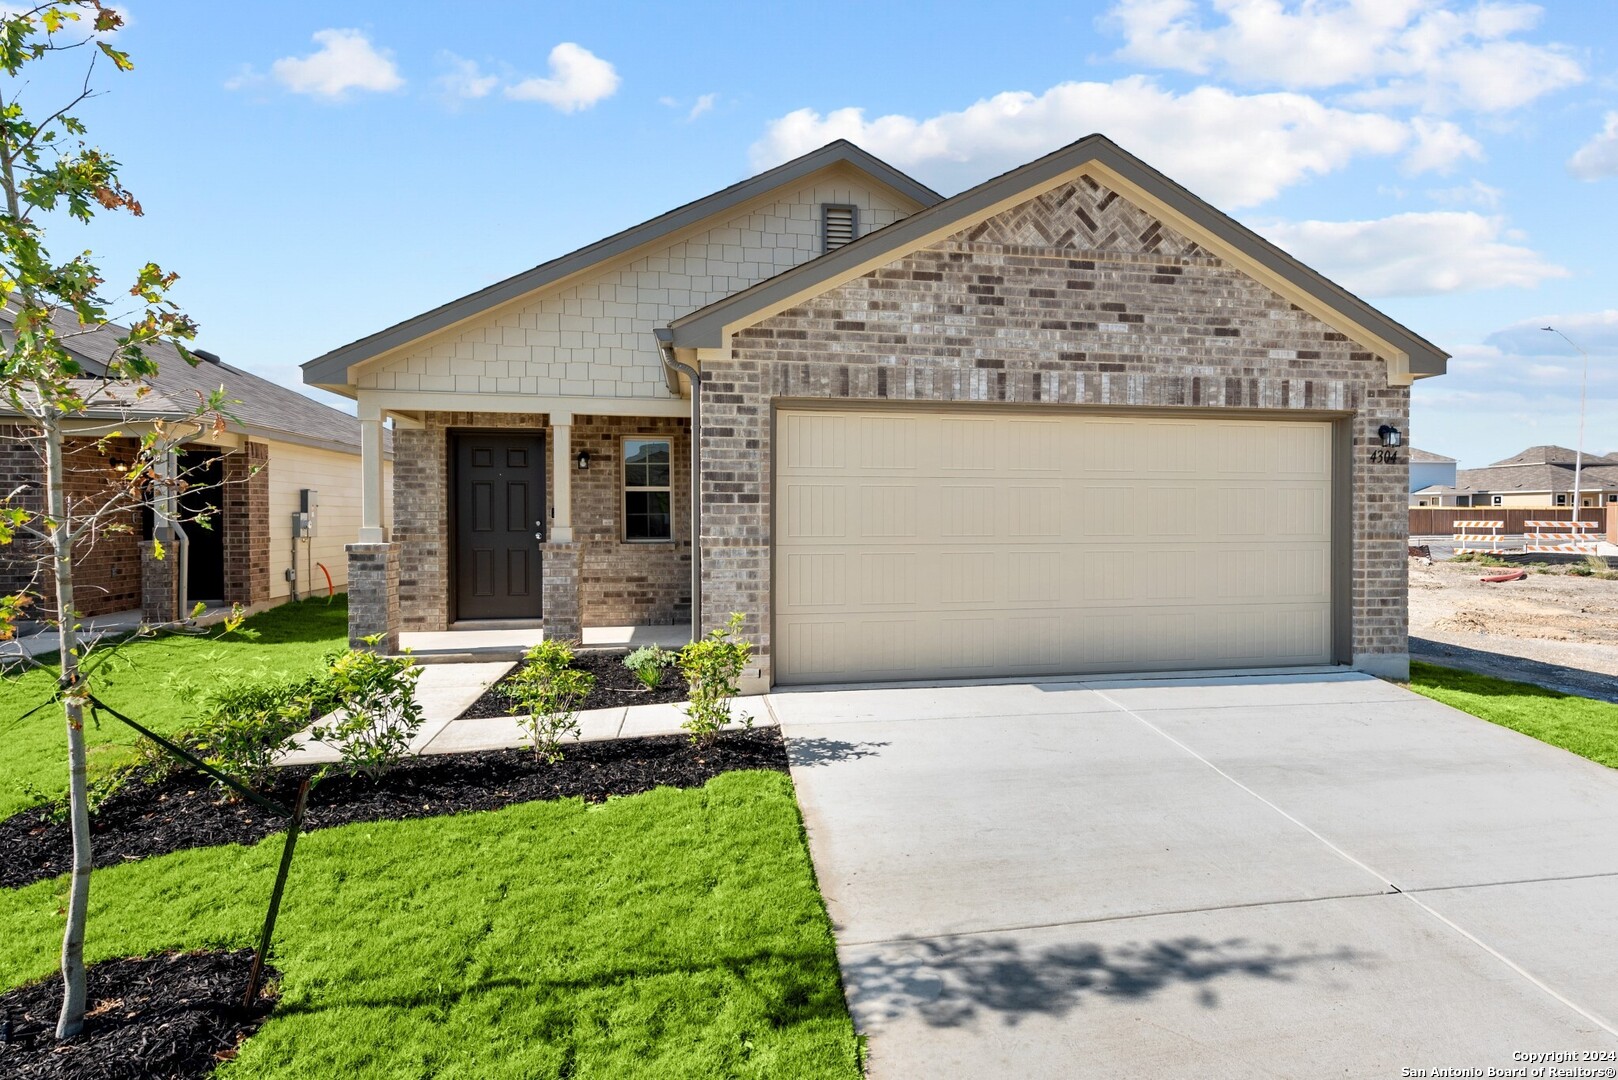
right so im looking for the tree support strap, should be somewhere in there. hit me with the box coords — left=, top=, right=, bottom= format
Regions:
left=84, top=692, right=308, bottom=1005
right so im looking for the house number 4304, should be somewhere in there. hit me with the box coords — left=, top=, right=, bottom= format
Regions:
left=1369, top=448, right=1401, bottom=464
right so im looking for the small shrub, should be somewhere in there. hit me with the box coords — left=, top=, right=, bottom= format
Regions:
left=507, top=638, right=595, bottom=763
left=311, top=645, right=424, bottom=779
left=188, top=671, right=336, bottom=789
left=623, top=645, right=673, bottom=690
left=676, top=612, right=753, bottom=746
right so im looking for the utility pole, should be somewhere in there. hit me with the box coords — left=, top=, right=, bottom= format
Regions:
left=1542, top=326, right=1590, bottom=520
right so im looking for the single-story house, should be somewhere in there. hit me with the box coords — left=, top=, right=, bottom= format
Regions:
left=304, top=135, right=1448, bottom=685
left=1456, top=446, right=1618, bottom=509
left=1409, top=485, right=1479, bottom=508
left=1, top=311, right=393, bottom=620
left=1408, top=447, right=1456, bottom=494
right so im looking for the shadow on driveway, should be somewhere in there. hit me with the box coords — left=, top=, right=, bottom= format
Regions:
left=786, top=736, right=891, bottom=768
left=845, top=934, right=1371, bottom=1027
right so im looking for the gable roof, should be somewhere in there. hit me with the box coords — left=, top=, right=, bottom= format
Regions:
left=2, top=307, right=383, bottom=456
left=1484, top=445, right=1618, bottom=468
left=666, top=134, right=1449, bottom=382
left=1457, top=463, right=1618, bottom=494
left=1407, top=448, right=1456, bottom=464
left=301, top=140, right=941, bottom=391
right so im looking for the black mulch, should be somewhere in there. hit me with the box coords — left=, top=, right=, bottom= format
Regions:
left=0, top=950, right=275, bottom=1080
left=0, top=727, right=786, bottom=891
left=458, top=647, right=690, bottom=720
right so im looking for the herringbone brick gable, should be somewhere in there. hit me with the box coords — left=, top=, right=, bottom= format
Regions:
left=959, top=175, right=1206, bottom=258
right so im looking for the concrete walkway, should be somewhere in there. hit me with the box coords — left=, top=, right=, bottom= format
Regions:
left=278, top=660, right=770, bottom=765
left=770, top=672, right=1618, bottom=1078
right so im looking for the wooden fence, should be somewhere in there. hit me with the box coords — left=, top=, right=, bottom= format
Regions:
left=1409, top=506, right=1617, bottom=542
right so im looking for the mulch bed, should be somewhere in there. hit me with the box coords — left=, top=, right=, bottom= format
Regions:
left=458, top=647, right=690, bottom=720
left=0, top=728, right=786, bottom=891
left=0, top=950, right=275, bottom=1080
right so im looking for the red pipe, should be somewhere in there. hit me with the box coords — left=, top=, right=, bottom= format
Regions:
left=317, top=561, right=335, bottom=598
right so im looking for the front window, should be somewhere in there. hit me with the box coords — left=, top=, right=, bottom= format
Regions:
left=623, top=438, right=672, bottom=541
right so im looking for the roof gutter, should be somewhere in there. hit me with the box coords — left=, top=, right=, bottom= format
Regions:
left=655, top=327, right=702, bottom=639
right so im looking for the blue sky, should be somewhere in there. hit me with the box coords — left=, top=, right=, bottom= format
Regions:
left=27, top=0, right=1618, bottom=468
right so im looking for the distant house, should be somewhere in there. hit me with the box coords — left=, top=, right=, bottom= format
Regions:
left=0, top=310, right=392, bottom=620
left=1455, top=445, right=1618, bottom=509
left=1407, top=448, right=1456, bottom=494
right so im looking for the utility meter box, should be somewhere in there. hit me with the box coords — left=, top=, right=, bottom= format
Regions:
left=292, top=512, right=312, bottom=537
left=298, top=489, right=317, bottom=536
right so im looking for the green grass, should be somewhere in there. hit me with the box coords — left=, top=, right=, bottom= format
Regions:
left=0, top=770, right=859, bottom=1079
left=0, top=598, right=349, bottom=817
left=1408, top=660, right=1618, bottom=769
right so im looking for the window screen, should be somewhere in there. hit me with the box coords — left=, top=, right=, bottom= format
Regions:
left=623, top=439, right=672, bottom=541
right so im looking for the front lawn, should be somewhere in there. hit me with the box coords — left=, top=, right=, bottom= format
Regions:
left=0, top=598, right=349, bottom=817
left=1408, top=660, right=1618, bottom=769
left=0, top=769, right=860, bottom=1078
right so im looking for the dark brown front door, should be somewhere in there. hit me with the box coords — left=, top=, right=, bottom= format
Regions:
left=453, top=433, right=544, bottom=621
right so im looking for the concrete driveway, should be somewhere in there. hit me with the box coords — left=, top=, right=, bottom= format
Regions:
left=766, top=672, right=1618, bottom=1079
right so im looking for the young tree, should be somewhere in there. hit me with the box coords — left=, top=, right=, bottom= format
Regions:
left=0, top=3, right=226, bottom=1038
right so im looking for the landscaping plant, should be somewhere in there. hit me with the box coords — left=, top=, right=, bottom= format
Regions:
left=311, top=644, right=423, bottom=779
left=185, top=670, right=338, bottom=789
left=0, top=3, right=245, bottom=1039
left=623, top=644, right=673, bottom=690
left=508, top=638, right=595, bottom=763
left=676, top=612, right=753, bottom=746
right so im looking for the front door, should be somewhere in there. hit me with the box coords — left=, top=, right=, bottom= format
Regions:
left=178, top=449, right=225, bottom=603
left=453, top=432, right=544, bottom=621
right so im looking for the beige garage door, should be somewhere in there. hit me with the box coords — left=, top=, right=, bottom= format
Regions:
left=774, top=407, right=1337, bottom=685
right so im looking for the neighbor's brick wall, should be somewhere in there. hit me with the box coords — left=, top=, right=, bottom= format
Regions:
left=701, top=175, right=1411, bottom=684
left=0, top=429, right=143, bottom=618
left=392, top=412, right=689, bottom=630
left=222, top=441, right=270, bottom=606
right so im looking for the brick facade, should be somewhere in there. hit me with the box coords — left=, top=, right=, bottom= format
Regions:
left=346, top=542, right=400, bottom=651
left=0, top=429, right=144, bottom=619
left=700, top=175, right=1411, bottom=686
left=391, top=412, right=689, bottom=631
left=222, top=441, right=271, bottom=606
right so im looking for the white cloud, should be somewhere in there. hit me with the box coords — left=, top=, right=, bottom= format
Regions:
left=268, top=29, right=404, bottom=99
left=687, top=93, right=718, bottom=121
left=1257, top=211, right=1568, bottom=296
left=436, top=54, right=498, bottom=101
left=1568, top=112, right=1618, bottom=180
left=1426, top=178, right=1504, bottom=207
left=1103, top=0, right=1582, bottom=113
left=751, top=77, right=1480, bottom=207
left=505, top=43, right=619, bottom=112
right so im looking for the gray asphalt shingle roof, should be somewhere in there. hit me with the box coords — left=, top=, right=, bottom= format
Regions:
left=3, top=307, right=379, bottom=455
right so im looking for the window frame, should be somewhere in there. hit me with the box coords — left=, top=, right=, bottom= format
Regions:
left=621, top=436, right=673, bottom=543
left=1491, top=495, right=1503, bottom=506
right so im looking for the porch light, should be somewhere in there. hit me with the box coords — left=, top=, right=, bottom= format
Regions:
left=1378, top=425, right=1402, bottom=448
left=576, top=450, right=590, bottom=471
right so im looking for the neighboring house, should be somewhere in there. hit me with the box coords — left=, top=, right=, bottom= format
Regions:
left=1409, top=485, right=1478, bottom=508
left=1455, top=445, right=1618, bottom=509
left=1, top=310, right=392, bottom=620
left=1408, top=448, right=1456, bottom=494
left=304, top=135, right=1448, bottom=685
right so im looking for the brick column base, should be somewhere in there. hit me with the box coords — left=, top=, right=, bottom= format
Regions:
left=346, top=542, right=400, bottom=652
left=141, top=529, right=179, bottom=623
left=541, top=542, right=582, bottom=642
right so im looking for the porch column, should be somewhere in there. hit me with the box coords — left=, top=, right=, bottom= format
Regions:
left=543, top=411, right=581, bottom=640
left=358, top=398, right=385, bottom=543
left=549, top=412, right=573, bottom=542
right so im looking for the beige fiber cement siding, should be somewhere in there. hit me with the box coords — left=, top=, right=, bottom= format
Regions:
left=774, top=408, right=1334, bottom=683
left=699, top=173, right=1410, bottom=687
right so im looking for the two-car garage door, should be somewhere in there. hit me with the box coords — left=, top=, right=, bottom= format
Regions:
left=774, top=407, right=1338, bottom=685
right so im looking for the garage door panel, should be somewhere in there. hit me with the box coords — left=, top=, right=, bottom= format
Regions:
left=775, top=409, right=1336, bottom=684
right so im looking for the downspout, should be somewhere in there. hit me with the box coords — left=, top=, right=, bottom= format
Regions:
left=654, top=327, right=701, bottom=639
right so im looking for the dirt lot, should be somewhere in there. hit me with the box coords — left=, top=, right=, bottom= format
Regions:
left=1409, top=556, right=1618, bottom=700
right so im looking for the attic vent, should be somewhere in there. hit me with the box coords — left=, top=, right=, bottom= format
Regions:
left=193, top=349, right=222, bottom=365
left=821, top=204, right=858, bottom=253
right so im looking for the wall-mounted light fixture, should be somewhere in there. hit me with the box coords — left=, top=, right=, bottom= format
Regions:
left=1378, top=425, right=1403, bottom=448
left=576, top=450, right=590, bottom=471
